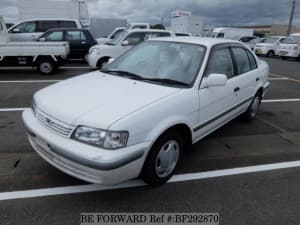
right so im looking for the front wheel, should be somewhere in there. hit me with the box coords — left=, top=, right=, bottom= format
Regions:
left=267, top=51, right=275, bottom=58
left=243, top=94, right=262, bottom=121
left=141, top=131, right=182, bottom=186
left=37, top=59, right=57, bottom=75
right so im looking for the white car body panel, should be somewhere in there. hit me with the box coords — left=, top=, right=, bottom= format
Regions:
left=255, top=37, right=286, bottom=56
left=23, top=37, right=270, bottom=185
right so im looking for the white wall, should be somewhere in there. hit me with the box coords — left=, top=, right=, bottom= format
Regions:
left=171, top=16, right=203, bottom=35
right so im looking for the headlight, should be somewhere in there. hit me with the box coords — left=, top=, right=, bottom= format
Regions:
left=290, top=46, right=298, bottom=50
left=72, top=126, right=129, bottom=150
left=89, top=48, right=100, bottom=54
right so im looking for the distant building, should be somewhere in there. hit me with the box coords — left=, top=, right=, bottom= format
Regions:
left=170, top=10, right=203, bottom=35
left=233, top=24, right=300, bottom=37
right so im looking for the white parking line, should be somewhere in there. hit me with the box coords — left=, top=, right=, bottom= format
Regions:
left=0, top=108, right=29, bottom=112
left=0, top=80, right=61, bottom=83
left=262, top=99, right=300, bottom=103
left=1, top=160, right=300, bottom=201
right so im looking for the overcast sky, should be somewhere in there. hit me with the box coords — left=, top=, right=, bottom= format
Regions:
left=0, top=0, right=299, bottom=27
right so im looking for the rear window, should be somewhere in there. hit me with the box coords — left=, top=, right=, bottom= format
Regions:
left=59, top=21, right=77, bottom=28
left=37, top=21, right=59, bottom=32
left=246, top=50, right=258, bottom=70
left=65, top=31, right=86, bottom=41
left=231, top=48, right=251, bottom=74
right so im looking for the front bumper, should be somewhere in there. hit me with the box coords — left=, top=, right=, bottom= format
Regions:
left=87, top=52, right=100, bottom=68
left=22, top=109, right=151, bottom=185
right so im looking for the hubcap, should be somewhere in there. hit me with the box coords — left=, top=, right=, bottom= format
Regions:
left=41, top=62, right=52, bottom=73
left=155, top=140, right=180, bottom=178
left=251, top=96, right=260, bottom=118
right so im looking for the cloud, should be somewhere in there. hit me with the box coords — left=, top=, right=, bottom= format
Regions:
left=0, top=0, right=299, bottom=27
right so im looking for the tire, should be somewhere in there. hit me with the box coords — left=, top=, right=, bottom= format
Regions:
left=141, top=131, right=183, bottom=186
left=243, top=93, right=262, bottom=122
left=97, top=57, right=109, bottom=69
left=267, top=51, right=274, bottom=58
left=37, top=59, right=56, bottom=75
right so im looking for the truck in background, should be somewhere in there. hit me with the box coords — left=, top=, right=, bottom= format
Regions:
left=0, top=17, right=69, bottom=75
left=211, top=27, right=254, bottom=40
left=17, top=0, right=90, bottom=29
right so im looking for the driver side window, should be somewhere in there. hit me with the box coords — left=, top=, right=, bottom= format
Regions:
left=14, top=21, right=36, bottom=33
left=206, top=47, right=235, bottom=79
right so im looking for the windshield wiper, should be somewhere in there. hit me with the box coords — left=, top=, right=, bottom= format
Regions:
left=144, top=78, right=190, bottom=87
left=100, top=69, right=190, bottom=87
left=100, top=69, right=144, bottom=80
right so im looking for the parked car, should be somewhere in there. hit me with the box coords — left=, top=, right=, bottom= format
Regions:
left=245, top=37, right=266, bottom=50
left=8, top=19, right=82, bottom=41
left=175, top=32, right=192, bottom=37
left=0, top=17, right=69, bottom=75
left=97, top=23, right=151, bottom=45
left=277, top=34, right=300, bottom=60
left=88, top=29, right=175, bottom=68
left=96, top=27, right=126, bottom=45
left=255, top=36, right=286, bottom=57
left=23, top=37, right=270, bottom=186
left=239, top=36, right=257, bottom=43
left=211, top=27, right=254, bottom=40
left=38, top=28, right=97, bottom=60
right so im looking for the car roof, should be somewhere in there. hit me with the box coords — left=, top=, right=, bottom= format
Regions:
left=147, top=37, right=242, bottom=47
left=127, top=29, right=173, bottom=33
left=44, top=28, right=87, bottom=32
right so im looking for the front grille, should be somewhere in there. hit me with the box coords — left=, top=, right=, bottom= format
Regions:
left=36, top=109, right=75, bottom=137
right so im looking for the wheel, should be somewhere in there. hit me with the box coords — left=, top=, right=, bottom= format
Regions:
left=141, top=131, right=183, bottom=186
left=97, top=57, right=109, bottom=69
left=243, top=93, right=262, bottom=122
left=37, top=59, right=56, bottom=75
left=267, top=50, right=274, bottom=58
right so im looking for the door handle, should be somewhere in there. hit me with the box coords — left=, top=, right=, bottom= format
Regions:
left=234, top=87, right=240, bottom=92
left=256, top=77, right=260, bottom=81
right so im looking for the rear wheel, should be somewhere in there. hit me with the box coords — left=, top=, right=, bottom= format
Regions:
left=243, top=93, right=262, bottom=122
left=141, top=131, right=183, bottom=186
left=37, top=59, right=57, bottom=75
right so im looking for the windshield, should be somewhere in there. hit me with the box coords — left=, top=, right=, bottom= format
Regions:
left=102, top=41, right=206, bottom=87
left=109, top=28, right=124, bottom=39
left=282, top=36, right=300, bottom=44
left=106, top=30, right=128, bottom=45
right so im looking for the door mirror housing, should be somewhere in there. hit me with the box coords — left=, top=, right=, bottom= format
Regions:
left=205, top=73, right=227, bottom=87
left=108, top=58, right=115, bottom=64
left=121, top=40, right=129, bottom=46
left=12, top=28, right=20, bottom=33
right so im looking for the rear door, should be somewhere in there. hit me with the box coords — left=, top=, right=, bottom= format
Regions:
left=230, top=46, right=257, bottom=110
left=195, top=45, right=240, bottom=139
left=65, top=30, right=89, bottom=59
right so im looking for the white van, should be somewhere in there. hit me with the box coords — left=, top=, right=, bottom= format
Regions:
left=211, top=27, right=254, bottom=40
left=8, top=19, right=82, bottom=41
left=88, top=29, right=175, bottom=68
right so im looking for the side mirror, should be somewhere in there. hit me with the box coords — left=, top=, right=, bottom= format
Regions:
left=206, top=73, right=227, bottom=88
left=39, top=37, right=46, bottom=42
left=12, top=28, right=20, bottom=33
left=121, top=40, right=129, bottom=46
left=108, top=58, right=115, bottom=64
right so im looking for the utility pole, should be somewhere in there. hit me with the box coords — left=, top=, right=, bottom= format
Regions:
left=287, top=0, right=296, bottom=36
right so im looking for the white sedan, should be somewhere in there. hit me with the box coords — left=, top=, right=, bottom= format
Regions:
left=23, top=37, right=270, bottom=186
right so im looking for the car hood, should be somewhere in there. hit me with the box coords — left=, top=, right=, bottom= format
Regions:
left=34, top=71, right=181, bottom=129
left=256, top=43, right=274, bottom=47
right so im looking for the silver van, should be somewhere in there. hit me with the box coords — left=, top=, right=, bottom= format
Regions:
left=8, top=19, right=82, bottom=41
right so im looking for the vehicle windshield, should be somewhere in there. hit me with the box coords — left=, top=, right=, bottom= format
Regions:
left=106, top=30, right=128, bottom=45
left=263, top=37, right=279, bottom=44
left=102, top=41, right=206, bottom=87
left=282, top=36, right=300, bottom=44
left=108, top=28, right=124, bottom=39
